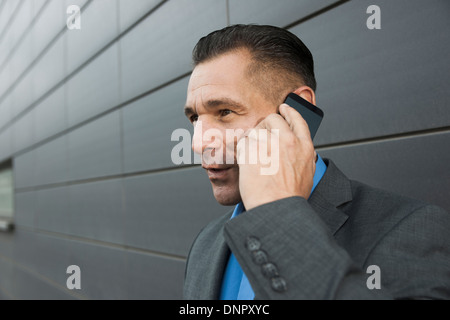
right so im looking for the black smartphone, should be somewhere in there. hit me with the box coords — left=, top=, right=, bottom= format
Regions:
left=283, top=93, right=324, bottom=140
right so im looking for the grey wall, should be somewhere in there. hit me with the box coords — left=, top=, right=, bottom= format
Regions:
left=0, top=0, right=448, bottom=299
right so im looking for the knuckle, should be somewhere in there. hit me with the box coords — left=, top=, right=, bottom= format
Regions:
left=265, top=113, right=282, bottom=122
left=303, top=138, right=314, bottom=149
left=284, top=132, right=298, bottom=147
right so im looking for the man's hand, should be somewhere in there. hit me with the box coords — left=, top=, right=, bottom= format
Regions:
left=237, top=104, right=316, bottom=211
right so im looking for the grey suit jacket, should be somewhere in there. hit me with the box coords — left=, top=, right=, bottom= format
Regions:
left=184, top=159, right=450, bottom=299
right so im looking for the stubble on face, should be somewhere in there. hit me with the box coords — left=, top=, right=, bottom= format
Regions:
left=187, top=49, right=295, bottom=206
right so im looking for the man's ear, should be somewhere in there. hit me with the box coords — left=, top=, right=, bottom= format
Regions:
left=292, top=86, right=316, bottom=106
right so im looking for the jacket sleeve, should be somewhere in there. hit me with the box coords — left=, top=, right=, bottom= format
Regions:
left=223, top=196, right=450, bottom=299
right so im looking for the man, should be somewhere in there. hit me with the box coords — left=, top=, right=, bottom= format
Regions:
left=183, top=24, right=450, bottom=299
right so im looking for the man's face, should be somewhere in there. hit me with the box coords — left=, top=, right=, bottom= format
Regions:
left=184, top=50, right=279, bottom=206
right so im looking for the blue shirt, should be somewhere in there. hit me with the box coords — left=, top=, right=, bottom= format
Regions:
left=220, top=154, right=327, bottom=300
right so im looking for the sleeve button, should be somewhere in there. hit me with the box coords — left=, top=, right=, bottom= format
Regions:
left=271, top=277, right=287, bottom=292
left=261, top=262, right=279, bottom=278
left=251, top=250, right=268, bottom=265
left=246, top=236, right=261, bottom=251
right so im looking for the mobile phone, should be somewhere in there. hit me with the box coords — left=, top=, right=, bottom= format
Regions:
left=283, top=93, right=324, bottom=140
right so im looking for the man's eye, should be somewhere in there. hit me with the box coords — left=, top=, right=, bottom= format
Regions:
left=220, top=109, right=233, bottom=117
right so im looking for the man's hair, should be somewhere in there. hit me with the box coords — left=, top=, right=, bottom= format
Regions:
left=192, top=24, right=317, bottom=102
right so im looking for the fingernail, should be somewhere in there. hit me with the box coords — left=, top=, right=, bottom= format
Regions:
left=278, top=104, right=287, bottom=113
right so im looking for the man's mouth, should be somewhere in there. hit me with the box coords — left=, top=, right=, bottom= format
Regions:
left=203, top=165, right=233, bottom=180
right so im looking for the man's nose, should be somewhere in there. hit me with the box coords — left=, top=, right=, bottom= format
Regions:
left=192, top=120, right=222, bottom=155
left=192, top=120, right=204, bottom=155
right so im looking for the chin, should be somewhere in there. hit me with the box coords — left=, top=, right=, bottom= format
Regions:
left=212, top=185, right=241, bottom=206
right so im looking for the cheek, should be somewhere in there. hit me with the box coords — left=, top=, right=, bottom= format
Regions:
left=221, top=111, right=270, bottom=156
left=223, top=129, right=246, bottom=161
left=222, top=117, right=263, bottom=156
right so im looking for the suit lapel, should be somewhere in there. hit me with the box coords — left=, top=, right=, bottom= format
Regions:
left=201, top=230, right=230, bottom=299
left=188, top=211, right=231, bottom=299
left=308, top=159, right=352, bottom=235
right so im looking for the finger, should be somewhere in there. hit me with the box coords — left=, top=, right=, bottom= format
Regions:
left=236, top=128, right=275, bottom=166
left=279, top=103, right=312, bottom=140
left=237, top=128, right=255, bottom=143
left=254, top=112, right=291, bottom=134
left=236, top=135, right=246, bottom=165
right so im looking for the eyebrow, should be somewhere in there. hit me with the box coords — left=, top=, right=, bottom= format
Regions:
left=184, top=98, right=246, bottom=117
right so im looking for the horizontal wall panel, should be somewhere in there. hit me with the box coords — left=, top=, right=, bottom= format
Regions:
left=66, top=0, right=118, bottom=74
left=123, top=76, right=191, bottom=173
left=68, top=178, right=124, bottom=244
left=13, top=148, right=36, bottom=188
left=67, top=43, right=120, bottom=127
left=29, top=0, right=65, bottom=70
left=12, top=230, right=70, bottom=291
left=0, top=63, right=12, bottom=108
left=64, top=0, right=89, bottom=9
left=289, top=0, right=450, bottom=146
left=0, top=0, right=21, bottom=71
left=229, top=0, right=338, bottom=27
left=123, top=166, right=230, bottom=257
left=0, top=256, right=14, bottom=298
left=0, top=290, right=13, bottom=300
left=31, top=232, right=70, bottom=286
left=34, top=85, right=66, bottom=143
left=0, top=33, right=12, bottom=86
left=10, top=69, right=34, bottom=119
left=11, top=231, right=184, bottom=299
left=0, top=94, right=11, bottom=129
left=120, top=0, right=227, bottom=102
left=28, top=0, right=88, bottom=68
left=12, top=266, right=75, bottom=300
left=0, top=126, right=11, bottom=163
left=125, top=252, right=185, bottom=299
left=0, top=231, right=13, bottom=259
left=6, top=0, right=33, bottom=56
left=66, top=239, right=127, bottom=299
left=12, top=108, right=34, bottom=154
left=12, top=230, right=43, bottom=276
left=31, top=0, right=48, bottom=19
left=68, top=111, right=122, bottom=181
left=30, top=34, right=66, bottom=106
left=35, top=134, right=68, bottom=186
left=118, top=0, right=162, bottom=33
left=36, top=187, right=70, bottom=234
left=9, top=26, right=33, bottom=87
left=0, top=0, right=20, bottom=37
left=319, top=131, right=450, bottom=212
left=14, top=191, right=36, bottom=229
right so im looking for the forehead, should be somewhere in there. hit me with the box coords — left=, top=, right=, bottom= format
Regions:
left=187, top=50, right=252, bottom=94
